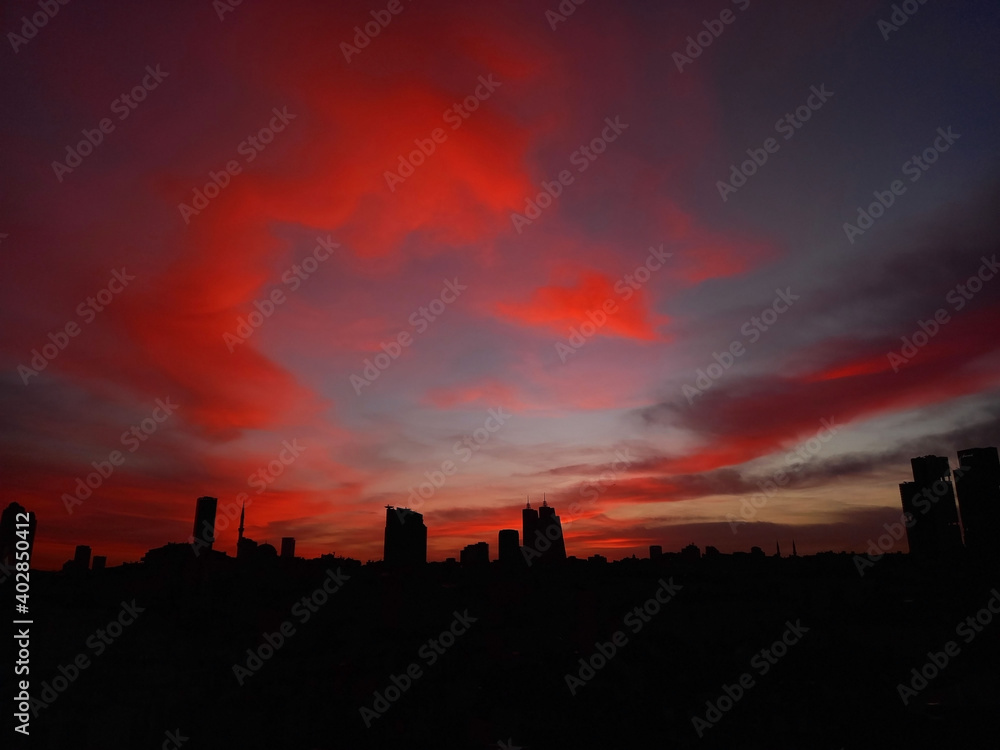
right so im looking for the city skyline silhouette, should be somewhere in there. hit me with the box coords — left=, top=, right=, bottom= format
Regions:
left=3, top=0, right=1000, bottom=747
left=7, top=444, right=997, bottom=573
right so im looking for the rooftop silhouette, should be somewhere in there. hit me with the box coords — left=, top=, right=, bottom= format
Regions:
left=7, top=446, right=1000, bottom=749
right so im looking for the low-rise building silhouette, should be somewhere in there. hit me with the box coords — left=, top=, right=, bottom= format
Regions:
left=681, top=543, right=701, bottom=561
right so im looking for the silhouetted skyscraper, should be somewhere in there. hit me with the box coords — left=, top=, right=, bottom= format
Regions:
left=900, top=455, right=963, bottom=557
left=383, top=506, right=427, bottom=566
left=498, top=529, right=520, bottom=566
left=522, top=499, right=538, bottom=551
left=192, top=496, right=218, bottom=551
left=281, top=537, right=296, bottom=559
left=460, top=541, right=489, bottom=567
left=74, top=545, right=91, bottom=569
left=955, top=446, right=1000, bottom=555
left=523, top=498, right=566, bottom=564
left=92, top=555, right=107, bottom=571
left=650, top=545, right=663, bottom=560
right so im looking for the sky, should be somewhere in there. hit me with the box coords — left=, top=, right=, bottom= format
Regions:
left=2, top=0, right=999, bottom=569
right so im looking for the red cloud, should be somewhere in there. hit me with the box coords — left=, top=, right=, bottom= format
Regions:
left=661, top=302, right=1000, bottom=473
left=423, top=379, right=526, bottom=411
left=496, top=271, right=668, bottom=341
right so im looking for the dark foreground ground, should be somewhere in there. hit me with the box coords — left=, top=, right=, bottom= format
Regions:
left=7, top=552, right=1000, bottom=749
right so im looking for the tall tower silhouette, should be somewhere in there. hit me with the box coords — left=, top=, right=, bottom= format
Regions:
left=521, top=497, right=538, bottom=553
left=236, top=501, right=258, bottom=560
left=535, top=497, right=567, bottom=563
left=955, top=446, right=1000, bottom=555
left=192, top=496, right=218, bottom=551
left=899, top=455, right=962, bottom=556
left=383, top=506, right=427, bottom=566
left=498, top=529, right=520, bottom=566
